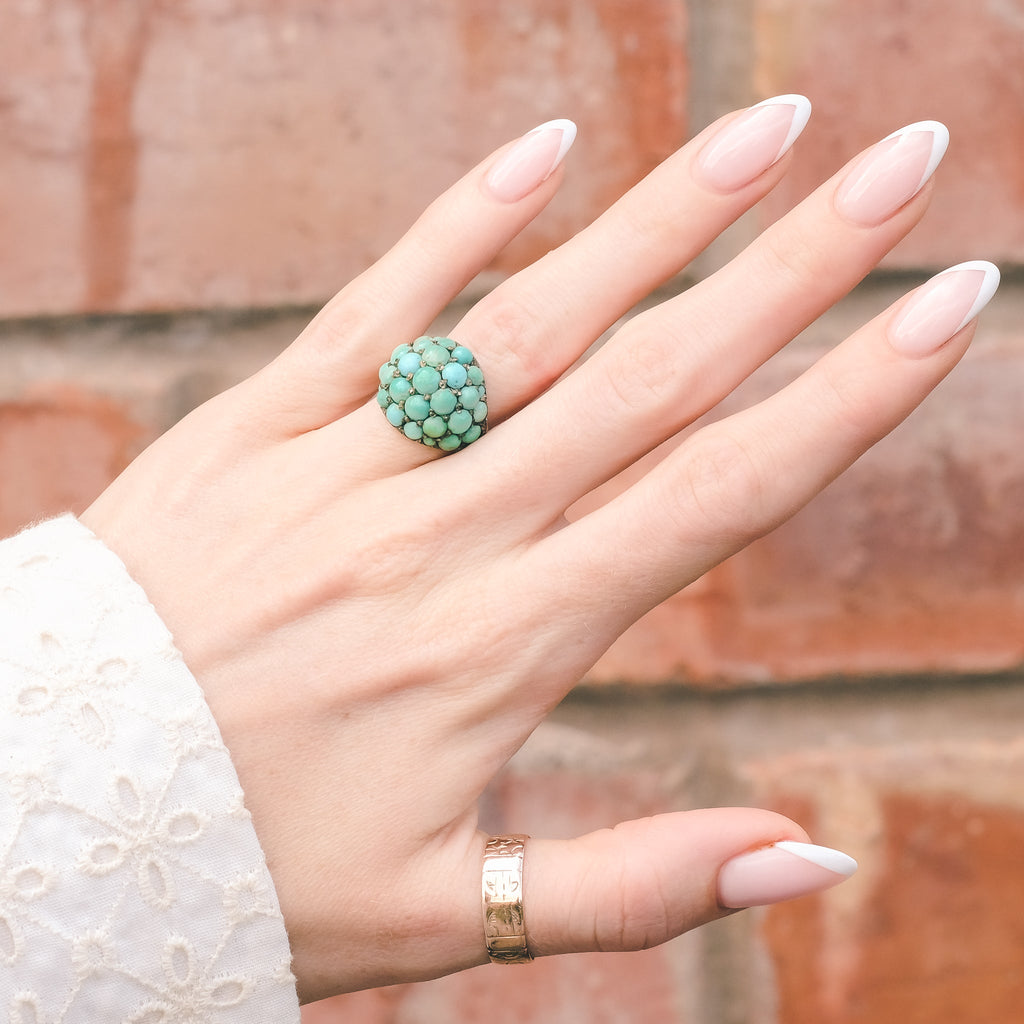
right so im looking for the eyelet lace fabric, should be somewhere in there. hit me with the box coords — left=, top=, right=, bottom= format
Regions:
left=0, top=517, right=300, bottom=1022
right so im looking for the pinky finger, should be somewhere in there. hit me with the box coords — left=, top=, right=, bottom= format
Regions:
left=545, top=260, right=1000, bottom=626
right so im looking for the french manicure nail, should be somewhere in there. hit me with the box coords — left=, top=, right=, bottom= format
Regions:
left=835, top=120, right=949, bottom=226
left=485, top=119, right=578, bottom=203
left=889, top=260, right=1000, bottom=357
left=717, top=840, right=857, bottom=909
left=695, top=94, right=812, bottom=193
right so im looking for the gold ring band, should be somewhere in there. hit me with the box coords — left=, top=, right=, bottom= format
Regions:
left=482, top=834, right=533, bottom=964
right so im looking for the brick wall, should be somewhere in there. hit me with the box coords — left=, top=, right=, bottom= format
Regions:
left=3, top=1, right=1023, bottom=1021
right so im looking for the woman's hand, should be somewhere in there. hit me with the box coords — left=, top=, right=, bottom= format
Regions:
left=81, top=98, right=997, bottom=1003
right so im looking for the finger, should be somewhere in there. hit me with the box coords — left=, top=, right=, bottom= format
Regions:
left=487, top=121, right=952, bottom=518
left=328, top=96, right=814, bottom=473
left=450, top=95, right=813, bottom=418
left=246, top=120, right=577, bottom=434
left=524, top=809, right=855, bottom=956
left=543, top=261, right=999, bottom=629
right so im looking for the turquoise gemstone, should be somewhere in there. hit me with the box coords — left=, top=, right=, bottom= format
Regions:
left=423, top=416, right=447, bottom=438
left=412, top=366, right=441, bottom=395
left=388, top=377, right=412, bottom=402
left=448, top=409, right=473, bottom=434
left=423, top=344, right=449, bottom=367
left=430, top=389, right=457, bottom=415
left=397, top=351, right=422, bottom=376
left=378, top=336, right=487, bottom=453
left=441, top=362, right=468, bottom=389
left=404, top=394, right=430, bottom=421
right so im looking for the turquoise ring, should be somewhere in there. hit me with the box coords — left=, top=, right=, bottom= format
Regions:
left=377, top=336, right=488, bottom=453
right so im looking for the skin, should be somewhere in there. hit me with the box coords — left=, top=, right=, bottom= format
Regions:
left=81, top=108, right=974, bottom=1003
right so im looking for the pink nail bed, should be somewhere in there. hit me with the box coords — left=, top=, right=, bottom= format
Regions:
left=486, top=119, right=577, bottom=203
left=696, top=94, right=812, bottom=193
left=717, top=840, right=857, bottom=909
left=889, top=260, right=1001, bottom=357
left=835, top=120, right=949, bottom=226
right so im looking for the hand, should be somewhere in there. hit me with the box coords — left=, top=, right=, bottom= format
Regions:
left=81, top=99, right=996, bottom=1002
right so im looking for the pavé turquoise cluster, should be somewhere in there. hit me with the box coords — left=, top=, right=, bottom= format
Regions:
left=377, top=336, right=488, bottom=452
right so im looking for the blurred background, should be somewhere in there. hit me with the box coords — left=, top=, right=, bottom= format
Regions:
left=3, top=1, right=1023, bottom=1021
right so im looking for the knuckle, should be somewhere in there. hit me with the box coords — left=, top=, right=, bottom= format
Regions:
left=595, top=314, right=687, bottom=419
left=607, top=889, right=672, bottom=953
left=474, top=287, right=560, bottom=393
left=585, top=828, right=673, bottom=953
left=817, top=357, right=877, bottom=436
left=675, top=428, right=774, bottom=546
left=577, top=823, right=679, bottom=950
left=303, top=292, right=381, bottom=358
left=615, top=191, right=688, bottom=254
left=755, top=221, right=834, bottom=290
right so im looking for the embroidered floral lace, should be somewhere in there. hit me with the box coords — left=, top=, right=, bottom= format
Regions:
left=0, top=517, right=300, bottom=1022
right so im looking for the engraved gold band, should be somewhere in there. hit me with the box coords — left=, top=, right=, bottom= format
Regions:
left=482, top=834, right=533, bottom=964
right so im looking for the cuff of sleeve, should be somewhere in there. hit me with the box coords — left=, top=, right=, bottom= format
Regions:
left=0, top=515, right=301, bottom=1021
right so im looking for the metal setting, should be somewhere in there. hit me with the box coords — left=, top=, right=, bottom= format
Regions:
left=377, top=336, right=488, bottom=453
left=482, top=834, right=533, bottom=964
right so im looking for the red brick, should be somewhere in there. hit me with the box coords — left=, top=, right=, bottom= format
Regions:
left=586, top=318, right=1024, bottom=688
left=749, top=743, right=1024, bottom=1023
left=301, top=987, right=405, bottom=1024
left=404, top=950, right=682, bottom=1024
left=1, top=0, right=687, bottom=317
left=767, top=795, right=1024, bottom=1023
left=0, top=308, right=311, bottom=537
left=753, top=0, right=1024, bottom=266
left=0, top=388, right=143, bottom=538
left=310, top=949, right=683, bottom=1024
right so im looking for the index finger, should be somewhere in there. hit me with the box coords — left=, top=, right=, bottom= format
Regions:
left=248, top=120, right=577, bottom=433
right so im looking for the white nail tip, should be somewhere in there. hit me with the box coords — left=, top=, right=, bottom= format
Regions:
left=528, top=118, right=578, bottom=168
left=941, top=260, right=1001, bottom=332
left=754, top=94, right=813, bottom=161
left=774, top=841, right=858, bottom=877
left=883, top=119, right=950, bottom=192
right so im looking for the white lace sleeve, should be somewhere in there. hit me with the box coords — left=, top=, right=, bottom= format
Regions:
left=0, top=516, right=301, bottom=1022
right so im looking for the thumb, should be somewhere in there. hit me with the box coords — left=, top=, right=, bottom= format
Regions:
left=522, top=808, right=857, bottom=957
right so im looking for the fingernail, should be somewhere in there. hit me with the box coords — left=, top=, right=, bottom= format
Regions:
left=694, top=94, right=812, bottom=193
left=835, top=120, right=949, bottom=226
left=485, top=119, right=578, bottom=203
left=717, top=840, right=857, bottom=909
left=889, top=260, right=1000, bottom=357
